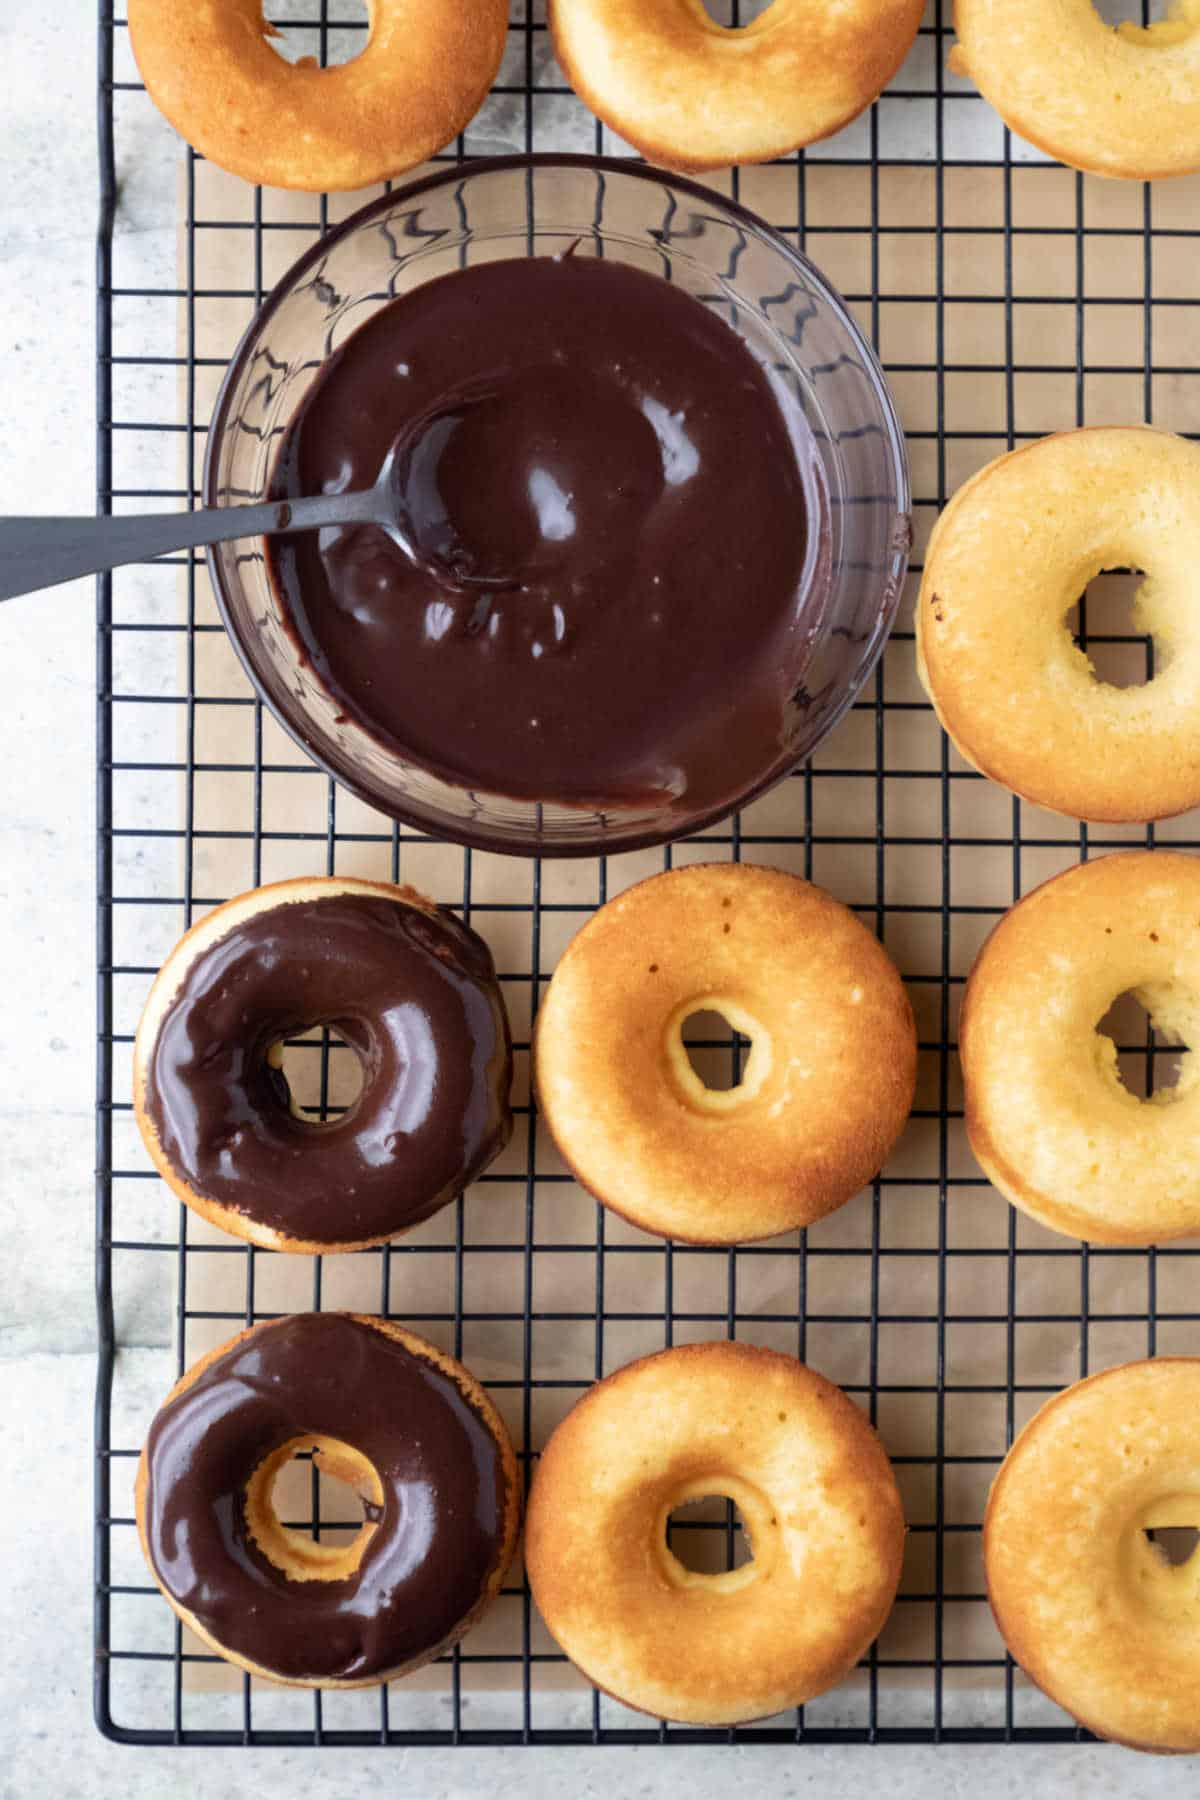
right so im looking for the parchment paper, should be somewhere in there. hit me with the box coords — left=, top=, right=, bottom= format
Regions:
left=117, top=58, right=1200, bottom=1736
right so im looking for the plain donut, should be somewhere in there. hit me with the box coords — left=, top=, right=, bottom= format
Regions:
left=533, top=862, right=916, bottom=1245
left=128, top=0, right=508, bottom=192
left=961, top=850, right=1200, bottom=1246
left=951, top=0, right=1200, bottom=181
left=986, top=1358, right=1200, bottom=1752
left=917, top=428, right=1200, bottom=824
left=549, top=0, right=925, bottom=172
left=526, top=1340, right=906, bottom=1725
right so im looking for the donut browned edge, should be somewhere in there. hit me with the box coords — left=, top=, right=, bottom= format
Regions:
left=916, top=426, right=1200, bottom=825
left=958, top=850, right=1200, bottom=1246
left=549, top=2, right=925, bottom=175
left=983, top=1357, right=1200, bottom=1755
left=947, top=32, right=1200, bottom=185
left=134, top=1313, right=522, bottom=1691
left=526, top=1340, right=907, bottom=1726
left=127, top=0, right=509, bottom=194
left=532, top=862, right=917, bottom=1247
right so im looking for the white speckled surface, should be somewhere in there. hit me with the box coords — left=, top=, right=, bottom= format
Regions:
left=0, top=1, right=1197, bottom=1792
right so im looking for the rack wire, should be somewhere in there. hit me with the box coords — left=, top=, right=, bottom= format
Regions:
left=94, top=0, right=1200, bottom=1748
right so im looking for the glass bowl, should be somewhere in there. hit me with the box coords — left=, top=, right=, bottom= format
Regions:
left=205, top=154, right=910, bottom=857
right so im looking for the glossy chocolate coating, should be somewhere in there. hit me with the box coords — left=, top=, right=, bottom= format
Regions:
left=267, top=254, right=820, bottom=814
left=142, top=890, right=512, bottom=1245
left=141, top=1314, right=511, bottom=1682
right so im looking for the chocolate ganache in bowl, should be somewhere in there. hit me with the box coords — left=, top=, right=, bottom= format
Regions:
left=206, top=157, right=909, bottom=856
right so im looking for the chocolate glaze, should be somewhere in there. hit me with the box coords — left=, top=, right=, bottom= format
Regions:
left=143, top=890, right=512, bottom=1245
left=141, top=1314, right=511, bottom=1682
left=267, top=254, right=822, bottom=814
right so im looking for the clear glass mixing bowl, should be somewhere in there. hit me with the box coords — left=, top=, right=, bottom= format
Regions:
left=205, top=155, right=909, bottom=857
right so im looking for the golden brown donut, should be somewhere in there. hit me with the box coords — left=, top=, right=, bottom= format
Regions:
left=549, top=0, right=925, bottom=172
left=526, top=1340, right=906, bottom=1725
left=135, top=1313, right=521, bottom=1688
left=533, top=862, right=916, bottom=1244
left=985, top=1358, right=1200, bottom=1753
left=961, top=850, right=1200, bottom=1246
left=917, top=428, right=1200, bottom=824
left=951, top=0, right=1200, bottom=182
left=127, top=0, right=508, bottom=192
left=133, top=876, right=512, bottom=1254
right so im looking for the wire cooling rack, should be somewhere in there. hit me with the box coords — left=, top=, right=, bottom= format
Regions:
left=94, top=0, right=1200, bottom=1749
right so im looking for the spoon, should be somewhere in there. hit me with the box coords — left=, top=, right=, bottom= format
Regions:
left=0, top=444, right=513, bottom=604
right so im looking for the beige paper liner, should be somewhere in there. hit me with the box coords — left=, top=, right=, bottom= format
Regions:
left=147, top=140, right=1200, bottom=1729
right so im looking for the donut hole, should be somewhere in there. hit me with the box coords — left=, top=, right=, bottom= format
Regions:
left=681, top=1008, right=754, bottom=1093
left=1066, top=569, right=1154, bottom=690
left=271, top=1440, right=370, bottom=1535
left=264, top=0, right=370, bottom=69
left=247, top=1434, right=384, bottom=1583
left=1095, top=990, right=1190, bottom=1101
left=698, top=0, right=777, bottom=26
left=1093, top=0, right=1199, bottom=42
left=665, top=1493, right=754, bottom=1577
left=1145, top=1526, right=1200, bottom=1567
left=268, top=1027, right=365, bottom=1123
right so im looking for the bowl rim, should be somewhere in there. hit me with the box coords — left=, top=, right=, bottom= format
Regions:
left=203, top=152, right=911, bottom=859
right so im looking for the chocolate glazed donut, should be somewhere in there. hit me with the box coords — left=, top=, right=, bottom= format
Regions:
left=136, top=1314, right=521, bottom=1686
left=133, top=877, right=512, bottom=1251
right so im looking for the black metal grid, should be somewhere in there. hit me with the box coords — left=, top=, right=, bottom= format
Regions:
left=94, top=0, right=1200, bottom=1749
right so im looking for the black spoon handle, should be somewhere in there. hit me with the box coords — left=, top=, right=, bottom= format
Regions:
left=0, top=490, right=373, bottom=603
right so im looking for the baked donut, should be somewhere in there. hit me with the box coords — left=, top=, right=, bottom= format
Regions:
left=533, top=862, right=916, bottom=1244
left=917, top=428, right=1200, bottom=823
left=526, top=1340, right=906, bottom=1725
left=950, top=1, right=1200, bottom=182
left=986, top=1358, right=1200, bottom=1752
left=961, top=850, right=1200, bottom=1246
left=133, top=876, right=512, bottom=1252
left=549, top=0, right=925, bottom=172
left=136, top=1313, right=521, bottom=1687
left=126, top=0, right=507, bottom=192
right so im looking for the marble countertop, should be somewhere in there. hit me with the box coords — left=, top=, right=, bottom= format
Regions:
left=0, top=1, right=1194, bottom=1793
